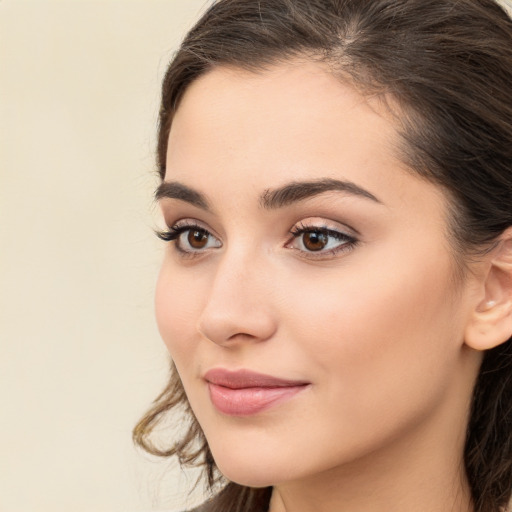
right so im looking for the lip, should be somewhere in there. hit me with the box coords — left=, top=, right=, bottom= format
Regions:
left=204, top=368, right=310, bottom=416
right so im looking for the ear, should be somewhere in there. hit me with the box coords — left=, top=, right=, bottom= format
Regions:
left=464, top=229, right=512, bottom=351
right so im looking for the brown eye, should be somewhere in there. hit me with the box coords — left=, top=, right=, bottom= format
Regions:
left=187, top=229, right=209, bottom=249
left=302, top=231, right=328, bottom=251
left=160, top=223, right=222, bottom=253
left=288, top=224, right=357, bottom=257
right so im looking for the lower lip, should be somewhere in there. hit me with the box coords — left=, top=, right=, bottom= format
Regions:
left=207, top=383, right=308, bottom=416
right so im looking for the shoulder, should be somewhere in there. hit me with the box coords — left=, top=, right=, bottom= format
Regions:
left=182, top=502, right=212, bottom=512
left=184, top=505, right=210, bottom=512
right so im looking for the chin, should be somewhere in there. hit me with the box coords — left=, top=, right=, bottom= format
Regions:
left=210, top=444, right=309, bottom=488
left=216, top=462, right=281, bottom=488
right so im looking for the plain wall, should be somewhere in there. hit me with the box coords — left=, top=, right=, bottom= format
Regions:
left=0, top=1, right=207, bottom=511
left=3, top=1, right=512, bottom=512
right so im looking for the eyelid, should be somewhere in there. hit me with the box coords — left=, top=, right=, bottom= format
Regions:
left=286, top=218, right=359, bottom=258
left=159, top=217, right=219, bottom=238
left=290, top=217, right=358, bottom=237
left=156, top=216, right=359, bottom=260
left=156, top=218, right=222, bottom=255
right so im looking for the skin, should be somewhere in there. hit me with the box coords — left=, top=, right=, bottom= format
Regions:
left=155, top=61, right=487, bottom=512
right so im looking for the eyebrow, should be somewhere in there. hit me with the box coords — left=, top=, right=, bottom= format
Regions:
left=260, top=178, right=382, bottom=209
left=155, top=178, right=381, bottom=210
left=155, top=181, right=210, bottom=209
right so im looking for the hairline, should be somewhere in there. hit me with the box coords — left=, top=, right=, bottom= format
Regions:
left=160, top=56, right=476, bottom=282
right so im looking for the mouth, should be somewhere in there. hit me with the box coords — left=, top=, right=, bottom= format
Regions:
left=204, top=368, right=310, bottom=416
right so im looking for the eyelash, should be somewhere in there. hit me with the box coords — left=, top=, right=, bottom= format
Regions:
left=287, top=222, right=358, bottom=258
left=157, top=221, right=358, bottom=259
left=156, top=223, right=220, bottom=257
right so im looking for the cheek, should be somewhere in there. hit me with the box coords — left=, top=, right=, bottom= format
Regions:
left=154, top=262, right=204, bottom=363
left=280, top=244, right=463, bottom=419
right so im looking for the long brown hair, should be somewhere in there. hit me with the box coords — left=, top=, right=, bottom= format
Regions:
left=134, top=1, right=512, bottom=511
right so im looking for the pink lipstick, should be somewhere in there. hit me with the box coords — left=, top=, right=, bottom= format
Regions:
left=204, top=368, right=310, bottom=416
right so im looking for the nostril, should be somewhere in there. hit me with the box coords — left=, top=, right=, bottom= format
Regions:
left=196, top=255, right=278, bottom=345
left=197, top=303, right=277, bottom=347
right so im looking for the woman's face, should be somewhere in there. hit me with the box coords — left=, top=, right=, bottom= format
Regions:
left=155, top=62, right=481, bottom=487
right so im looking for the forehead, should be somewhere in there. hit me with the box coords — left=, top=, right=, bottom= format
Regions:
left=165, top=61, right=448, bottom=230
left=167, top=61, right=403, bottom=188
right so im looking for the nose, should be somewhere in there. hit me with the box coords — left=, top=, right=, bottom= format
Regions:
left=197, top=250, right=278, bottom=347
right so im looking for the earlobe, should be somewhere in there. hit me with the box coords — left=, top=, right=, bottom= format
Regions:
left=465, top=302, right=512, bottom=351
left=464, top=232, right=512, bottom=352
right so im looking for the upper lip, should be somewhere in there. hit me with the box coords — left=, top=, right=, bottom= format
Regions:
left=204, top=368, right=310, bottom=389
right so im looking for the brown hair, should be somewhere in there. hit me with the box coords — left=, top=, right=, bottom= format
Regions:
left=134, top=1, right=512, bottom=511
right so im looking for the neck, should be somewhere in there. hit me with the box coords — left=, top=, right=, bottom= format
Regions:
left=269, top=451, right=472, bottom=512
left=269, top=436, right=472, bottom=512
left=268, top=368, right=476, bottom=512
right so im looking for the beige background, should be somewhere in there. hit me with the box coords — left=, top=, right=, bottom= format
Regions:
left=3, top=1, right=512, bottom=512
left=0, top=1, right=207, bottom=511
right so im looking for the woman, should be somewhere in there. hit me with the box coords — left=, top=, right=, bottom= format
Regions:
left=133, top=1, right=512, bottom=511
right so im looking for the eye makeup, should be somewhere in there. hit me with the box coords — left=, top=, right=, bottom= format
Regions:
left=157, top=215, right=359, bottom=262
left=287, top=221, right=358, bottom=258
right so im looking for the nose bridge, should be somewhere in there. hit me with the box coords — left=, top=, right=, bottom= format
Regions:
left=197, top=243, right=276, bottom=345
left=217, top=243, right=252, bottom=289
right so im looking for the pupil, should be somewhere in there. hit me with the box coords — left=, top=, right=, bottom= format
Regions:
left=188, top=229, right=208, bottom=249
left=304, top=231, right=327, bottom=251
